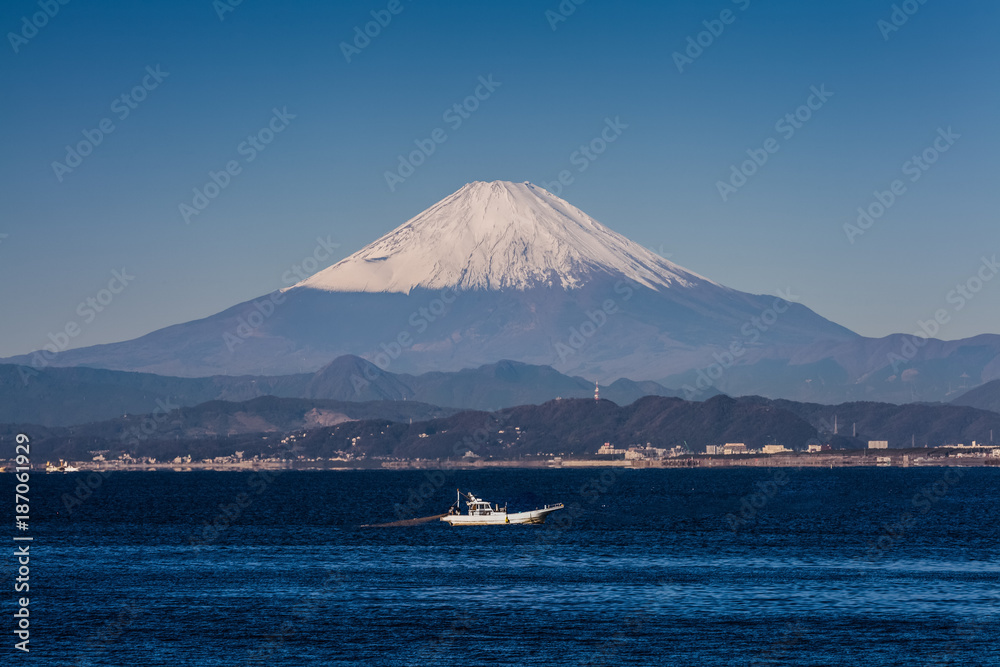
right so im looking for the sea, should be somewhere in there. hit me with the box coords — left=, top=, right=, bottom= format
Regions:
left=16, top=467, right=1000, bottom=665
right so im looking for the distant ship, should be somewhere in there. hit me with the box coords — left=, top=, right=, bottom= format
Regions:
left=440, top=489, right=564, bottom=526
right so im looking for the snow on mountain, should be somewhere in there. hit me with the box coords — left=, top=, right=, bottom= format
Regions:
left=296, top=180, right=720, bottom=294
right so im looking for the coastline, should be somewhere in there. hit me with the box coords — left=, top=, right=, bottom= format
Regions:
left=15, top=450, right=1000, bottom=472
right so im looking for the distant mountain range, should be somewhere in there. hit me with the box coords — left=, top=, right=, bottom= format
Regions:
left=6, top=180, right=997, bottom=403
left=0, top=355, right=680, bottom=427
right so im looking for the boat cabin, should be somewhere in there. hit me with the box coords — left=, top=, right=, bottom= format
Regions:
left=460, top=491, right=507, bottom=516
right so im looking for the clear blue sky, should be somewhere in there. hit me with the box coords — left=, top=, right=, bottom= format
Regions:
left=1, top=0, right=998, bottom=358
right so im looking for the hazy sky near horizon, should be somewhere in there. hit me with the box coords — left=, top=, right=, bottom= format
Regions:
left=1, top=0, right=998, bottom=358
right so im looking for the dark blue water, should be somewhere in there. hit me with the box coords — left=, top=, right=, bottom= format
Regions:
left=11, top=468, right=1000, bottom=665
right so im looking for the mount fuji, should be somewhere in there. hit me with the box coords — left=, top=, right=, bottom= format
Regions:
left=8, top=181, right=999, bottom=403
left=297, top=180, right=716, bottom=294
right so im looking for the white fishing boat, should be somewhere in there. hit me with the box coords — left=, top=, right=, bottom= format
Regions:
left=440, top=489, right=564, bottom=526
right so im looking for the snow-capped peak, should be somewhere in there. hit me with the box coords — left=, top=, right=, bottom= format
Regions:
left=296, top=180, right=718, bottom=294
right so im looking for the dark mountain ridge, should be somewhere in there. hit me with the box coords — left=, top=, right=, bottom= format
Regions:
left=9, top=393, right=998, bottom=464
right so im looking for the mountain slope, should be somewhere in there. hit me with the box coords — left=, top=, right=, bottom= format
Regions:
left=8, top=395, right=819, bottom=462
left=0, top=363, right=312, bottom=426
left=951, top=379, right=1000, bottom=414
left=767, top=398, right=1000, bottom=448
left=298, top=180, right=716, bottom=293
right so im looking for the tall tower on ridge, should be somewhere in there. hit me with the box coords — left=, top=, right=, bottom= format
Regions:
left=594, top=381, right=599, bottom=401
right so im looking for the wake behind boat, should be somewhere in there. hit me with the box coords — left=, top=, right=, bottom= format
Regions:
left=441, top=489, right=564, bottom=526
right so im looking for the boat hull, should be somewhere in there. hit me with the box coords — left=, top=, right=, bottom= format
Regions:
left=441, top=504, right=564, bottom=526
